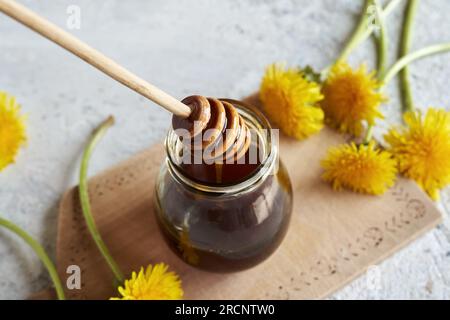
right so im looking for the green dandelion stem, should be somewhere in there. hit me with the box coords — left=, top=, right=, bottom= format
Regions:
left=358, top=0, right=402, bottom=51
left=381, top=43, right=450, bottom=84
left=362, top=0, right=387, bottom=146
left=79, top=116, right=125, bottom=284
left=362, top=125, right=374, bottom=145
left=337, top=0, right=373, bottom=63
left=399, top=0, right=419, bottom=112
left=0, top=217, right=65, bottom=300
left=374, top=0, right=388, bottom=76
left=337, top=0, right=401, bottom=63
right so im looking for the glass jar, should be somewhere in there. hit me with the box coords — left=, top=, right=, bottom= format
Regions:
left=154, top=99, right=293, bottom=272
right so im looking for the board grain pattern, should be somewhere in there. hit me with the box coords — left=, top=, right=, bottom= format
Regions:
left=54, top=94, right=442, bottom=300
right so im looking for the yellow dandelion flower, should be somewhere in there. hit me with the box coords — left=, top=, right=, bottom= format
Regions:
left=0, top=91, right=27, bottom=171
left=321, top=62, right=386, bottom=136
left=321, top=141, right=398, bottom=195
left=385, top=108, right=450, bottom=200
left=260, top=63, right=324, bottom=140
left=111, top=263, right=183, bottom=300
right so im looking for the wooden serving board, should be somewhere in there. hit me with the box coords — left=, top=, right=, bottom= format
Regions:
left=55, top=95, right=441, bottom=300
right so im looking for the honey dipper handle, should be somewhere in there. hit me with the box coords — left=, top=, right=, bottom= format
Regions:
left=0, top=0, right=191, bottom=117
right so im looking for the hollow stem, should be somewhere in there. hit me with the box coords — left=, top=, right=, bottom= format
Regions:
left=374, top=0, right=388, bottom=76
left=363, top=0, right=388, bottom=145
left=336, top=0, right=373, bottom=63
left=399, top=0, right=419, bottom=112
left=336, top=0, right=402, bottom=63
left=0, top=217, right=65, bottom=300
left=358, top=0, right=403, bottom=49
left=381, top=43, right=450, bottom=84
left=362, top=125, right=374, bottom=145
left=79, top=116, right=124, bottom=284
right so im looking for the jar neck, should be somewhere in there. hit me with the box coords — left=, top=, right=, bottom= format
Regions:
left=165, top=100, right=278, bottom=195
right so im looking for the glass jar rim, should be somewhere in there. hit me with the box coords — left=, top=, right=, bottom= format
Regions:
left=164, top=99, right=278, bottom=195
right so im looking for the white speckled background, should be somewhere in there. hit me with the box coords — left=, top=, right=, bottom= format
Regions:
left=0, top=0, right=449, bottom=300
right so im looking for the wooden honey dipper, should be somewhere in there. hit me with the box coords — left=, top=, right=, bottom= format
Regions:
left=172, top=96, right=251, bottom=162
left=0, top=0, right=251, bottom=162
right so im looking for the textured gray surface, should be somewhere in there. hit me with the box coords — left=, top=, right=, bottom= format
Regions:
left=0, top=0, right=449, bottom=300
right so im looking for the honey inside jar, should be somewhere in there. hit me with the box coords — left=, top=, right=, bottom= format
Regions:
left=178, top=140, right=263, bottom=185
left=154, top=99, right=292, bottom=272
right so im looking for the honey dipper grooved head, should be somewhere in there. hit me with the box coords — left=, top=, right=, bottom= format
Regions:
left=172, top=95, right=251, bottom=161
